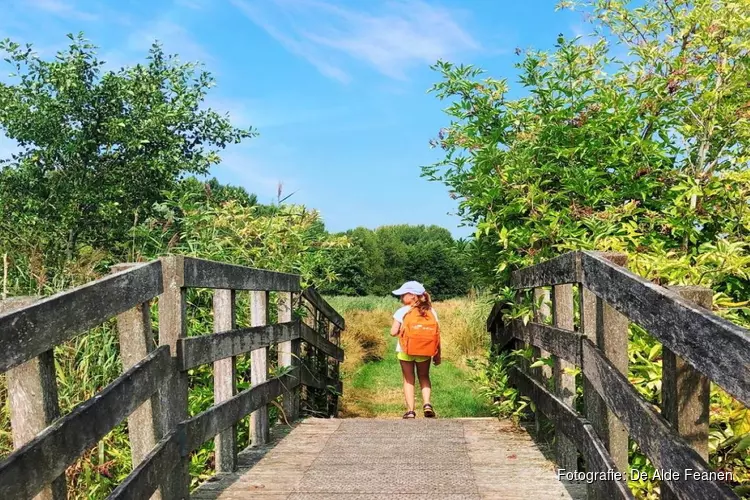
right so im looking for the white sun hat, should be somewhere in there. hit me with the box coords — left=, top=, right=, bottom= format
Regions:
left=392, top=280, right=426, bottom=296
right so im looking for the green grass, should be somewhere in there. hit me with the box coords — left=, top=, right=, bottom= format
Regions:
left=344, top=328, right=493, bottom=418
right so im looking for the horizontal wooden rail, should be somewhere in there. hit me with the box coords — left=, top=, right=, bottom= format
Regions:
left=0, top=261, right=162, bottom=372
left=178, top=321, right=300, bottom=370
left=302, top=287, right=345, bottom=330
left=109, top=428, right=184, bottom=500
left=184, top=370, right=300, bottom=453
left=300, top=323, right=345, bottom=361
left=581, top=339, right=736, bottom=499
left=182, top=257, right=300, bottom=291
left=0, top=346, right=171, bottom=499
left=496, top=320, right=582, bottom=366
left=580, top=251, right=750, bottom=407
left=509, top=366, right=634, bottom=500
left=511, top=252, right=581, bottom=289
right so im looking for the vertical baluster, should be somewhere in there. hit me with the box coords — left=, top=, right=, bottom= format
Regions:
left=581, top=253, right=629, bottom=499
left=158, top=256, right=190, bottom=499
left=250, top=290, right=270, bottom=445
left=3, top=296, right=67, bottom=500
left=213, top=289, right=237, bottom=471
left=277, top=291, right=300, bottom=422
left=661, top=286, right=712, bottom=500
left=551, top=283, right=578, bottom=473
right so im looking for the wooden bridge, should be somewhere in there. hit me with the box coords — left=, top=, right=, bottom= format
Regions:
left=0, top=251, right=748, bottom=499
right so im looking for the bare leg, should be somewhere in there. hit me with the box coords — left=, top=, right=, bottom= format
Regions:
left=400, top=360, right=416, bottom=412
left=416, top=360, right=432, bottom=406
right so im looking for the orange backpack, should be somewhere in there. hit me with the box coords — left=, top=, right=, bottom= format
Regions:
left=399, top=307, right=440, bottom=357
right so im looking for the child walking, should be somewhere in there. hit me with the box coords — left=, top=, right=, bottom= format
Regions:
left=390, top=281, right=441, bottom=419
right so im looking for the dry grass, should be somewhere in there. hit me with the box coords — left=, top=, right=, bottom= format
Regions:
left=339, top=309, right=391, bottom=378
left=433, top=297, right=492, bottom=365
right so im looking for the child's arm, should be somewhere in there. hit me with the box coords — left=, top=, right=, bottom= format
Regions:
left=390, top=320, right=401, bottom=337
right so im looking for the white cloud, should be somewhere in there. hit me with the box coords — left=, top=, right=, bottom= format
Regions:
left=24, top=0, right=99, bottom=21
left=230, top=0, right=479, bottom=83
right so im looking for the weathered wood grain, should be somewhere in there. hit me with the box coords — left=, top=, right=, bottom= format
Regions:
left=182, top=257, right=300, bottom=292
left=509, top=366, right=634, bottom=500
left=302, top=287, right=345, bottom=330
left=511, top=251, right=581, bottom=289
left=277, top=292, right=300, bottom=422
left=662, top=287, right=713, bottom=500
left=580, top=251, right=750, bottom=407
left=300, top=322, right=345, bottom=362
left=112, top=263, right=164, bottom=489
left=177, top=321, right=299, bottom=370
left=581, top=339, right=737, bottom=499
left=0, top=260, right=162, bottom=372
left=250, top=290, right=270, bottom=446
left=552, top=283, right=578, bottom=473
left=663, top=287, right=712, bottom=461
left=213, top=289, right=238, bottom=473
left=4, top=296, right=66, bottom=500
left=108, top=428, right=184, bottom=500
left=0, top=346, right=171, bottom=500
left=156, top=256, right=190, bottom=500
left=581, top=252, right=630, bottom=476
left=185, top=371, right=300, bottom=453
left=508, top=320, right=582, bottom=366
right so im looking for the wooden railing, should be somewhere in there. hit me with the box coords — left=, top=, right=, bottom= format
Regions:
left=486, top=251, right=750, bottom=500
left=0, top=255, right=344, bottom=500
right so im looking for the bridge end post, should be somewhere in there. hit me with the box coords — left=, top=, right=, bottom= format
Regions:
left=661, top=286, right=712, bottom=500
left=581, top=253, right=629, bottom=499
left=158, top=255, right=191, bottom=500
left=551, top=283, right=578, bottom=473
left=112, top=263, right=165, bottom=497
left=531, top=288, right=552, bottom=435
left=3, top=296, right=67, bottom=500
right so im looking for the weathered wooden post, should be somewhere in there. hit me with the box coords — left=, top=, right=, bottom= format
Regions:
left=329, top=324, right=342, bottom=417
left=250, top=290, right=270, bottom=445
left=2, top=296, right=67, bottom=500
left=531, top=287, right=551, bottom=433
left=277, top=291, right=300, bottom=422
left=213, top=289, right=237, bottom=471
left=581, top=253, right=629, bottom=498
left=158, top=256, right=190, bottom=499
left=661, top=286, right=712, bottom=500
left=551, top=283, right=578, bottom=472
left=111, top=264, right=164, bottom=499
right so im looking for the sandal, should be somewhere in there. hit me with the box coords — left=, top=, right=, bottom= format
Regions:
left=423, top=404, right=436, bottom=418
left=402, top=410, right=416, bottom=419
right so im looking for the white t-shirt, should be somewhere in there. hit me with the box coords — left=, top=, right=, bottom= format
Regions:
left=393, top=306, right=439, bottom=353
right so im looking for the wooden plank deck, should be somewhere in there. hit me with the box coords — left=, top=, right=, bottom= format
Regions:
left=193, top=418, right=587, bottom=500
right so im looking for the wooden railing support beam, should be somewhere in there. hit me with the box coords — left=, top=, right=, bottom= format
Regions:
left=551, top=283, right=578, bottom=472
left=2, top=297, right=66, bottom=500
left=158, top=256, right=190, bottom=500
left=581, top=253, right=629, bottom=498
left=277, top=292, right=300, bottom=422
left=250, top=290, right=270, bottom=446
left=112, top=264, right=164, bottom=492
left=661, top=286, right=712, bottom=500
left=213, top=289, right=238, bottom=472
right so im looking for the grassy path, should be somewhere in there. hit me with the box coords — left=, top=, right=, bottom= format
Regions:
left=341, top=328, right=493, bottom=418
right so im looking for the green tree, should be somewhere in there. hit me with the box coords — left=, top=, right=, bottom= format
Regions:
left=426, top=0, right=750, bottom=296
left=0, top=33, right=255, bottom=268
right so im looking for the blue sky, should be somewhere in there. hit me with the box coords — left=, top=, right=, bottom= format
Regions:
left=0, top=0, right=589, bottom=238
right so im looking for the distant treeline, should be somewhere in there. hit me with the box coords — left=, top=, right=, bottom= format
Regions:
left=319, top=225, right=472, bottom=300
